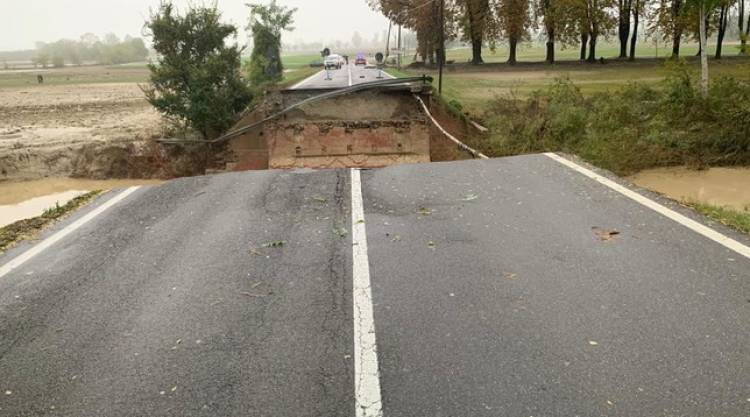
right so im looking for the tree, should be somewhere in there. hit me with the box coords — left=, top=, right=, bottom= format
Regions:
left=629, top=0, right=645, bottom=60
left=618, top=0, right=633, bottom=58
left=459, top=0, right=495, bottom=64
left=740, top=0, right=749, bottom=54
left=498, top=0, right=532, bottom=64
left=536, top=0, right=562, bottom=63
left=713, top=0, right=730, bottom=58
left=143, top=2, right=252, bottom=139
left=652, top=0, right=689, bottom=57
left=246, top=0, right=297, bottom=87
left=556, top=0, right=615, bottom=62
left=684, top=0, right=721, bottom=96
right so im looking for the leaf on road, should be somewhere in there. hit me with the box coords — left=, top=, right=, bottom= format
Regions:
left=461, top=193, right=480, bottom=201
left=592, top=227, right=620, bottom=241
left=311, top=196, right=328, bottom=203
left=241, top=292, right=267, bottom=298
left=261, top=241, right=286, bottom=248
left=417, top=207, right=433, bottom=216
left=333, top=227, right=348, bottom=237
left=502, top=272, right=518, bottom=280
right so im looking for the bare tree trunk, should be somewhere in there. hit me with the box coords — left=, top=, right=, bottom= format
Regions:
left=671, top=0, right=683, bottom=58
left=629, top=0, right=640, bottom=61
left=587, top=30, right=598, bottom=62
left=472, top=39, right=484, bottom=64
left=699, top=5, right=709, bottom=98
left=546, top=28, right=556, bottom=63
left=715, top=5, right=728, bottom=59
left=740, top=0, right=747, bottom=55
left=618, top=0, right=632, bottom=58
left=580, top=32, right=589, bottom=60
left=385, top=21, right=392, bottom=62
left=508, top=38, right=518, bottom=64
left=544, top=0, right=555, bottom=63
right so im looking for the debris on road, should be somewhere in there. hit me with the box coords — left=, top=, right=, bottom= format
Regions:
left=592, top=227, right=621, bottom=241
left=461, top=193, right=480, bottom=202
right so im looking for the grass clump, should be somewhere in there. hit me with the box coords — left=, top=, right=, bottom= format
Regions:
left=481, top=61, right=750, bottom=175
left=0, top=191, right=101, bottom=253
left=689, top=203, right=750, bottom=234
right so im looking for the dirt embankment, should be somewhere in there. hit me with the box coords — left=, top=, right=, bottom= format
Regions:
left=0, top=80, right=165, bottom=180
left=0, top=66, right=213, bottom=181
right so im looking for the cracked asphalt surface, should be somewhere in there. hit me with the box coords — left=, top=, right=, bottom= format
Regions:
left=0, top=155, right=748, bottom=416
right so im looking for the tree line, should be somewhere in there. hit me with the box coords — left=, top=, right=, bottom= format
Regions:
left=368, top=0, right=750, bottom=64
left=32, top=34, right=149, bottom=68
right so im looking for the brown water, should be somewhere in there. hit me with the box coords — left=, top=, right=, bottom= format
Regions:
left=629, top=167, right=750, bottom=211
left=0, top=178, right=162, bottom=227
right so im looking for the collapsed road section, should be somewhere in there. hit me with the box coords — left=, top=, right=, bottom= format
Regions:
left=219, top=77, right=482, bottom=170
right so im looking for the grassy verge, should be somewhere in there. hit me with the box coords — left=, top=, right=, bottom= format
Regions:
left=0, top=191, right=102, bottom=253
left=689, top=203, right=750, bottom=234
left=278, top=66, right=320, bottom=89
left=395, top=58, right=750, bottom=116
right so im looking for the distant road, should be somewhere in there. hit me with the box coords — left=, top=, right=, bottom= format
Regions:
left=0, top=156, right=748, bottom=416
left=290, top=62, right=393, bottom=89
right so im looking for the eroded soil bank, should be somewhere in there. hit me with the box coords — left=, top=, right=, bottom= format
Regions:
left=630, top=166, right=750, bottom=211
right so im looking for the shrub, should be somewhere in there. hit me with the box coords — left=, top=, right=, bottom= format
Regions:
left=482, top=64, right=750, bottom=175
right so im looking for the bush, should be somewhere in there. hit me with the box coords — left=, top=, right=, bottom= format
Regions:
left=143, top=2, right=252, bottom=139
left=482, top=63, right=750, bottom=175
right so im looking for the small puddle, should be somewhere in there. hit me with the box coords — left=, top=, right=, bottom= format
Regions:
left=0, top=178, right=162, bottom=228
left=629, top=167, right=750, bottom=211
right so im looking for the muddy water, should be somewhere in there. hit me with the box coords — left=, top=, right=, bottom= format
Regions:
left=0, top=178, right=162, bottom=227
left=629, top=167, right=750, bottom=211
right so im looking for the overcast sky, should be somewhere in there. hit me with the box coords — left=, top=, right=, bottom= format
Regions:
left=0, top=0, right=391, bottom=51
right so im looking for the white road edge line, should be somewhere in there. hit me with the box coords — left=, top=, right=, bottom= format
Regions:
left=0, top=187, right=142, bottom=279
left=348, top=63, right=353, bottom=87
left=350, top=168, right=384, bottom=417
left=544, top=152, right=750, bottom=260
left=290, top=70, right=324, bottom=89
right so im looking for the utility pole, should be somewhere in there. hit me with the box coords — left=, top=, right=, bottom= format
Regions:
left=397, top=25, right=402, bottom=69
left=438, top=0, right=445, bottom=95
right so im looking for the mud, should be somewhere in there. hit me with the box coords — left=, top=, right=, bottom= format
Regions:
left=0, top=79, right=164, bottom=181
left=0, top=178, right=163, bottom=228
left=630, top=166, right=750, bottom=211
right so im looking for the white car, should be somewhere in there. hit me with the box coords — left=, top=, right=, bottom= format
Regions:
left=324, top=54, right=344, bottom=70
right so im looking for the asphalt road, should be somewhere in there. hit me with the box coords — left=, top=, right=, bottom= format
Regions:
left=291, top=63, right=393, bottom=89
left=1, top=155, right=748, bottom=416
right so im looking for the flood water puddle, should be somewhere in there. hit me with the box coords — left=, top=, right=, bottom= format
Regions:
left=0, top=178, right=162, bottom=228
left=629, top=167, right=750, bottom=211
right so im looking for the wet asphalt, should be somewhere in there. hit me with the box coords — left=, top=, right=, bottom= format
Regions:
left=0, top=156, right=748, bottom=416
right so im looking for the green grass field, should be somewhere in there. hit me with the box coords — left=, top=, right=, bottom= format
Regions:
left=0, top=64, right=150, bottom=88
left=431, top=42, right=730, bottom=64
left=387, top=56, right=750, bottom=117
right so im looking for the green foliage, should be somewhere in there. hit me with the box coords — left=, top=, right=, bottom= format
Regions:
left=246, top=1, right=297, bottom=88
left=483, top=62, right=750, bottom=175
left=144, top=2, right=252, bottom=139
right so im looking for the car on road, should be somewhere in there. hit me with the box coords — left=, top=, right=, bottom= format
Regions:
left=324, top=54, right=344, bottom=70
left=354, top=53, right=367, bottom=66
